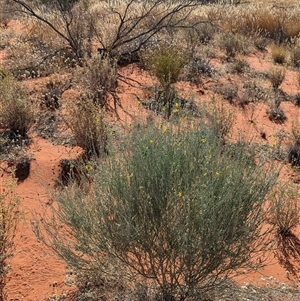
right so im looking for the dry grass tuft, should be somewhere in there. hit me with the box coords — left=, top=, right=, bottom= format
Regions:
left=270, top=43, right=288, bottom=65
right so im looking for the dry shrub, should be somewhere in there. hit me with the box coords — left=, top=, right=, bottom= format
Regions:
left=268, top=67, right=285, bottom=90
left=219, top=31, right=248, bottom=57
left=80, top=54, right=117, bottom=108
left=228, top=57, right=249, bottom=73
left=220, top=5, right=300, bottom=44
left=267, top=103, right=286, bottom=124
left=68, top=99, right=108, bottom=159
left=287, top=120, right=300, bottom=167
left=269, top=183, right=300, bottom=279
left=0, top=76, right=34, bottom=138
left=27, top=18, right=64, bottom=50
left=0, top=178, right=20, bottom=301
left=269, top=184, right=299, bottom=231
left=270, top=43, right=288, bottom=64
left=290, top=43, right=300, bottom=68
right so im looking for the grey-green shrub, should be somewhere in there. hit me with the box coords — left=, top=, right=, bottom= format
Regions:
left=41, top=117, right=278, bottom=300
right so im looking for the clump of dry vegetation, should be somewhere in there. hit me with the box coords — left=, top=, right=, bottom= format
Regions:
left=268, top=67, right=286, bottom=90
left=0, top=179, right=20, bottom=301
left=270, top=43, right=288, bottom=65
left=0, top=71, right=34, bottom=143
left=68, top=99, right=108, bottom=159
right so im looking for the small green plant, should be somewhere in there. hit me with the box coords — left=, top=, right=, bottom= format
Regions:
left=0, top=178, right=20, bottom=301
left=0, top=77, right=34, bottom=139
left=148, top=46, right=187, bottom=88
left=268, top=67, right=285, bottom=90
left=146, top=46, right=188, bottom=118
left=68, top=99, right=108, bottom=159
left=270, top=44, right=288, bottom=65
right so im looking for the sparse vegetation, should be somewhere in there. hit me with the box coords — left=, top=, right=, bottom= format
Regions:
left=267, top=104, right=286, bottom=123
left=270, top=43, right=288, bottom=65
left=220, top=31, right=248, bottom=57
left=290, top=44, right=300, bottom=67
left=0, top=179, right=20, bottom=301
left=0, top=76, right=34, bottom=139
left=68, top=99, right=108, bottom=159
left=3, top=0, right=300, bottom=300
left=269, top=183, right=300, bottom=279
left=268, top=67, right=286, bottom=90
left=80, top=54, right=118, bottom=108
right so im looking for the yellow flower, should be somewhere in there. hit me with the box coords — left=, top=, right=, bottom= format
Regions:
left=177, top=192, right=183, bottom=198
left=273, top=141, right=277, bottom=147
left=175, top=102, right=179, bottom=109
left=215, top=171, right=220, bottom=176
left=201, top=138, right=206, bottom=143
left=149, top=139, right=154, bottom=144
left=85, top=164, right=93, bottom=171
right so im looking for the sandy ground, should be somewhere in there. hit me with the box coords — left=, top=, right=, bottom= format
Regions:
left=1, top=17, right=300, bottom=301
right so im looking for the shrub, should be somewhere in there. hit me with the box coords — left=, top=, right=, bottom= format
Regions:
left=268, top=183, right=300, bottom=279
left=39, top=117, right=278, bottom=300
left=267, top=104, right=286, bottom=124
left=268, top=67, right=285, bottom=90
left=68, top=99, right=108, bottom=159
left=220, top=32, right=248, bottom=57
left=13, top=0, right=200, bottom=64
left=290, top=44, right=300, bottom=68
left=81, top=54, right=117, bottom=108
left=146, top=46, right=188, bottom=118
left=0, top=178, right=20, bottom=301
left=0, top=77, right=34, bottom=138
left=228, top=58, right=249, bottom=74
left=270, top=44, right=288, bottom=65
left=294, top=93, right=300, bottom=107
left=147, top=46, right=188, bottom=88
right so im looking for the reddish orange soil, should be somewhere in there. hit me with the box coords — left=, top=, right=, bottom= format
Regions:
left=1, top=18, right=300, bottom=301
left=4, top=137, right=81, bottom=300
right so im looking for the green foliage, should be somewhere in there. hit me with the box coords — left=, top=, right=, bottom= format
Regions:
left=147, top=46, right=188, bottom=88
left=41, top=114, right=278, bottom=300
left=146, top=46, right=188, bottom=119
left=0, top=77, right=34, bottom=137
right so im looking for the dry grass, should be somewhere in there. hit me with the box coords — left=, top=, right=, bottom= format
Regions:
left=268, top=67, right=286, bottom=89
left=68, top=99, right=108, bottom=159
left=270, top=43, right=288, bottom=65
